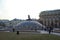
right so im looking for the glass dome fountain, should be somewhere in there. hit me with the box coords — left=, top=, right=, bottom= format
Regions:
left=15, top=21, right=43, bottom=31
left=15, top=15, right=45, bottom=32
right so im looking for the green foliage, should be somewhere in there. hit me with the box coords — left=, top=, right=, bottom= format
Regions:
left=0, top=32, right=60, bottom=40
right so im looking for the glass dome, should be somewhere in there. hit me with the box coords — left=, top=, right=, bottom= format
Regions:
left=15, top=21, right=44, bottom=31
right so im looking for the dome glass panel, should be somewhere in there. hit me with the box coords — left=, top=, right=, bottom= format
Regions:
left=15, top=21, right=43, bottom=31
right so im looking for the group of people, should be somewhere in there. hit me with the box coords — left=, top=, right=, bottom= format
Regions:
left=12, top=27, right=53, bottom=35
left=12, top=28, right=19, bottom=35
left=44, top=27, right=53, bottom=34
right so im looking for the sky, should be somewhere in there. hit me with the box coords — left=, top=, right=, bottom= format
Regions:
left=0, top=0, right=60, bottom=20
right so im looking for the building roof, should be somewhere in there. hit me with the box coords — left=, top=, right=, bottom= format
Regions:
left=40, top=9, right=60, bottom=16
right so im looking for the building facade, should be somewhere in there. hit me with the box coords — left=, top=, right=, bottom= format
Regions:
left=39, top=10, right=60, bottom=28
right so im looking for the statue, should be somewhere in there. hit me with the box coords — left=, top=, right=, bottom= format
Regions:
left=28, top=15, right=31, bottom=20
left=27, top=15, right=31, bottom=20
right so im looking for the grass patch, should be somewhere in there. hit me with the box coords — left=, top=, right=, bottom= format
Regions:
left=0, top=32, right=60, bottom=40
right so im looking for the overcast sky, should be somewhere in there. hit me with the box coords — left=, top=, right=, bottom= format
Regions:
left=0, top=0, right=60, bottom=20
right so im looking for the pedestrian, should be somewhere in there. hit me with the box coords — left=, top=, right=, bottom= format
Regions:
left=49, top=29, right=51, bottom=34
left=12, top=28, right=15, bottom=32
left=17, top=31, right=19, bottom=35
left=48, top=27, right=52, bottom=34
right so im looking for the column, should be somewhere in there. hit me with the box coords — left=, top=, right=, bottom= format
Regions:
left=46, top=19, right=48, bottom=27
left=53, top=19, right=55, bottom=27
left=57, top=18, right=59, bottom=28
left=49, top=19, right=51, bottom=27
